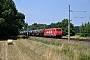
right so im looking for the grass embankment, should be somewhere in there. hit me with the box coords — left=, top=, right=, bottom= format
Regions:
left=26, top=37, right=90, bottom=60
left=62, top=35, right=90, bottom=40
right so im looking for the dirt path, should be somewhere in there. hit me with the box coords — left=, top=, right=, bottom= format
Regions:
left=0, top=40, right=31, bottom=60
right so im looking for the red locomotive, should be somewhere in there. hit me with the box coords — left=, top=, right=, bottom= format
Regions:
left=44, top=28, right=62, bottom=38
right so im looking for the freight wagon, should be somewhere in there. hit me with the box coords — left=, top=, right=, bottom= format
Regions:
left=32, top=29, right=44, bottom=37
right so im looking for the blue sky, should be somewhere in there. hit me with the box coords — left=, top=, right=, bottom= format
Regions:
left=13, top=0, right=90, bottom=26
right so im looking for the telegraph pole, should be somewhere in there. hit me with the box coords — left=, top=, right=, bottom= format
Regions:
left=68, top=5, right=70, bottom=43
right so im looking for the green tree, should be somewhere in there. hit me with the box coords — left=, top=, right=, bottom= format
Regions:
left=74, top=26, right=80, bottom=33
left=28, top=23, right=49, bottom=30
left=0, top=0, right=25, bottom=39
left=80, top=23, right=85, bottom=37
left=88, top=22, right=90, bottom=36
left=23, top=23, right=28, bottom=30
left=56, top=22, right=62, bottom=28
left=80, top=22, right=90, bottom=37
left=50, top=23, right=57, bottom=28
left=61, top=19, right=75, bottom=36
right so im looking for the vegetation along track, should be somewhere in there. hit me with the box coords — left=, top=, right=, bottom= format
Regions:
left=28, top=36, right=90, bottom=44
left=26, top=37, right=90, bottom=60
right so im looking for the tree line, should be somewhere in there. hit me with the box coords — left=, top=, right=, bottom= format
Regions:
left=0, top=0, right=25, bottom=39
left=80, top=22, right=90, bottom=37
left=25, top=20, right=90, bottom=37
left=27, top=19, right=76, bottom=36
left=72, top=22, right=90, bottom=37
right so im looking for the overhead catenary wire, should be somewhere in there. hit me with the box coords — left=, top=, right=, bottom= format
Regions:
left=70, top=10, right=86, bottom=20
left=70, top=10, right=86, bottom=12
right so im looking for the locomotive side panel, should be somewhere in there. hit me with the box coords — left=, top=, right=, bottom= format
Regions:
left=44, top=29, right=51, bottom=36
left=44, top=28, right=62, bottom=38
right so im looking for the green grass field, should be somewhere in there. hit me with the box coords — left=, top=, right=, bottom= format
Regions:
left=15, top=36, right=90, bottom=60
left=28, top=37, right=90, bottom=60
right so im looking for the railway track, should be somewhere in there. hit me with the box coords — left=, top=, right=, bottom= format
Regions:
left=28, top=36, right=90, bottom=44
left=20, top=35, right=90, bottom=42
left=61, top=38, right=90, bottom=41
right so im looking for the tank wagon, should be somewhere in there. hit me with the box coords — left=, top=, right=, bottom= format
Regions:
left=32, top=29, right=45, bottom=37
left=28, top=30, right=33, bottom=36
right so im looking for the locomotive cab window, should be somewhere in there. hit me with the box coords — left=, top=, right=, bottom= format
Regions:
left=56, top=29, right=61, bottom=32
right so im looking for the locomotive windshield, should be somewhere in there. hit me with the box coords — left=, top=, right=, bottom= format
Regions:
left=56, top=29, right=61, bottom=32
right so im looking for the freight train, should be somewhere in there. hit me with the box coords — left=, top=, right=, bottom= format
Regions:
left=19, top=28, right=63, bottom=38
